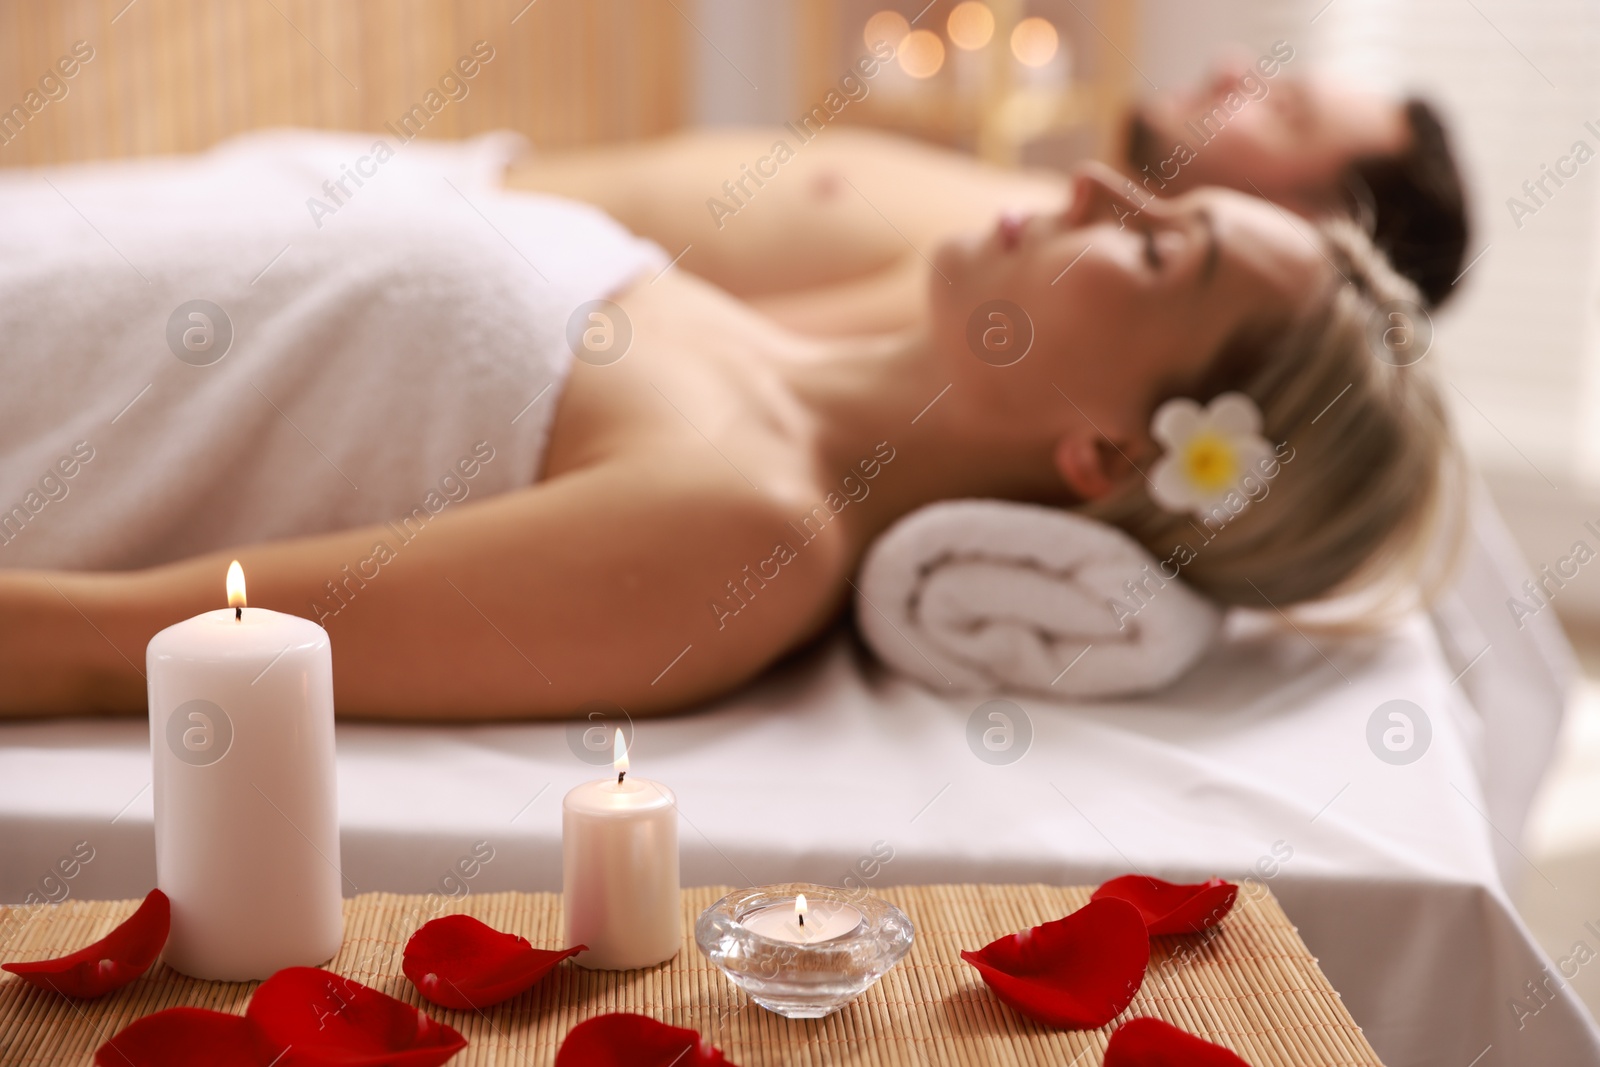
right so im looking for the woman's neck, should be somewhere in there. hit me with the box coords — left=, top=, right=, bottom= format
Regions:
left=777, top=327, right=1074, bottom=543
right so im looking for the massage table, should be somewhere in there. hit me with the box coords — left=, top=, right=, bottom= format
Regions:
left=2, top=494, right=1594, bottom=1067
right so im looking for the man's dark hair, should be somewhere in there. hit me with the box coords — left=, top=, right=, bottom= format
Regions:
left=1342, top=99, right=1469, bottom=308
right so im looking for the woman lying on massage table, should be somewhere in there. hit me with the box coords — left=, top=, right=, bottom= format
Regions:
left=0, top=135, right=1453, bottom=720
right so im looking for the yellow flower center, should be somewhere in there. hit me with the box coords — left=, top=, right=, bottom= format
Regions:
left=1181, top=433, right=1238, bottom=492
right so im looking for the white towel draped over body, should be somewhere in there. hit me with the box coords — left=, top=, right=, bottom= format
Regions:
left=855, top=500, right=1223, bottom=698
left=0, top=129, right=666, bottom=571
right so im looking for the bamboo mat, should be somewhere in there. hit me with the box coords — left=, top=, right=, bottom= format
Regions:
left=0, top=883, right=1383, bottom=1066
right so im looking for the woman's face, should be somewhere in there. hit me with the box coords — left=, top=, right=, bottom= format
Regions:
left=930, top=164, right=1330, bottom=455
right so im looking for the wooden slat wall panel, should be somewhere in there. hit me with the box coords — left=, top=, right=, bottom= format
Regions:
left=0, top=0, right=687, bottom=166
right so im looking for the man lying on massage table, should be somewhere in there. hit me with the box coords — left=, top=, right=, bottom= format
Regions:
left=0, top=135, right=1456, bottom=721
left=515, top=61, right=1469, bottom=330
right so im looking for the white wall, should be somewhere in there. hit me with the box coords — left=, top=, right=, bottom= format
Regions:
left=1149, top=0, right=1600, bottom=622
left=1315, top=0, right=1600, bottom=619
left=1139, top=0, right=1600, bottom=478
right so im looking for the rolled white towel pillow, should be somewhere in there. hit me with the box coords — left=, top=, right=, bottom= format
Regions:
left=854, top=499, right=1222, bottom=699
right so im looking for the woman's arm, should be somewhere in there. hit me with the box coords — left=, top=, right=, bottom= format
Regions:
left=1, top=458, right=848, bottom=721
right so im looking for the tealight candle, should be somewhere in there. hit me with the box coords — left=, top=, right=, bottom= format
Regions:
left=147, top=561, right=343, bottom=981
left=562, top=733, right=681, bottom=970
left=696, top=884, right=915, bottom=1018
left=741, top=893, right=865, bottom=944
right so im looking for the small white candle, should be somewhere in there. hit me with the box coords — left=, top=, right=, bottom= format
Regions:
left=562, top=733, right=681, bottom=970
left=147, top=562, right=343, bottom=981
left=742, top=893, right=865, bottom=944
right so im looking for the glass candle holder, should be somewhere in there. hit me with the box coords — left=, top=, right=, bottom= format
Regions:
left=695, top=883, right=914, bottom=1019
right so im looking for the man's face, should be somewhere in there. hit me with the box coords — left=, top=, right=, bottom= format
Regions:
left=1126, top=57, right=1408, bottom=215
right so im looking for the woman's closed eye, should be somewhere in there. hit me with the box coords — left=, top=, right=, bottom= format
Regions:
left=1143, top=227, right=1162, bottom=270
left=1141, top=218, right=1213, bottom=281
left=1144, top=225, right=1185, bottom=272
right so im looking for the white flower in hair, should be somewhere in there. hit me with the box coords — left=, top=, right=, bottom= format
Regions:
left=1148, top=392, right=1273, bottom=516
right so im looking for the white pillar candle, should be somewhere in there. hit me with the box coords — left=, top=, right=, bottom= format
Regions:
left=742, top=893, right=865, bottom=944
left=146, top=561, right=343, bottom=981
left=562, top=734, right=680, bottom=970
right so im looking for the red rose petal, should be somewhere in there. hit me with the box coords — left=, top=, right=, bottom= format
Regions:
left=1091, top=875, right=1238, bottom=936
left=3, top=888, right=169, bottom=999
left=94, top=1007, right=259, bottom=1067
left=959, top=897, right=1148, bottom=1029
left=246, top=966, right=466, bottom=1067
left=555, top=1013, right=734, bottom=1067
left=1104, top=1016, right=1253, bottom=1066
left=402, top=914, right=583, bottom=1010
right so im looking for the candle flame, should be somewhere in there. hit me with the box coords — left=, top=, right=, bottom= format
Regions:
left=226, top=560, right=247, bottom=609
left=614, top=731, right=629, bottom=778
left=795, top=894, right=809, bottom=924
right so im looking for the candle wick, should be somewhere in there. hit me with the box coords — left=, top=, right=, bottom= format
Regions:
left=798, top=913, right=805, bottom=927
left=235, top=607, right=242, bottom=621
left=617, top=771, right=626, bottom=785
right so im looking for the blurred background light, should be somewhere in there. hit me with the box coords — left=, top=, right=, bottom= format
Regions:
left=897, top=28, right=946, bottom=79
left=862, top=10, right=911, bottom=52
left=947, top=2, right=996, bottom=51
left=1009, top=16, right=1059, bottom=68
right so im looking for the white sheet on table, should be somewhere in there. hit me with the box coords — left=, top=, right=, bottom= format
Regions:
left=3, top=609, right=1595, bottom=1067
left=1428, top=481, right=1576, bottom=887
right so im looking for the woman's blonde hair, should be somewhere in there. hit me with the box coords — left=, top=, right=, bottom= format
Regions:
left=1085, top=218, right=1463, bottom=610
